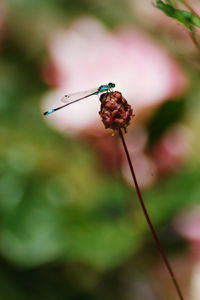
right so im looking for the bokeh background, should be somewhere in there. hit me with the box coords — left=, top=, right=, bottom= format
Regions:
left=1, top=0, right=200, bottom=299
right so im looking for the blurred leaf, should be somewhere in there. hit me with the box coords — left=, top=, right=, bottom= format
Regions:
left=147, top=99, right=185, bottom=147
left=165, top=0, right=173, bottom=4
left=155, top=0, right=200, bottom=31
left=66, top=218, right=139, bottom=270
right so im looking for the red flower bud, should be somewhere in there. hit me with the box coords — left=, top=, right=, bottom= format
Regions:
left=99, top=91, right=134, bottom=132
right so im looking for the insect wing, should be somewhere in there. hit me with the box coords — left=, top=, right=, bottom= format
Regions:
left=61, top=87, right=98, bottom=103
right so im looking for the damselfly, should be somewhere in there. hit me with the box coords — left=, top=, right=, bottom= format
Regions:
left=43, top=83, right=115, bottom=116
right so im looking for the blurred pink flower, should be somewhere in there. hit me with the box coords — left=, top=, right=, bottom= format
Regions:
left=174, top=206, right=200, bottom=247
left=122, top=123, right=192, bottom=188
left=152, top=124, right=192, bottom=174
left=121, top=127, right=158, bottom=188
left=88, top=133, right=122, bottom=173
left=41, top=17, right=188, bottom=133
left=123, top=152, right=157, bottom=189
left=174, top=205, right=200, bottom=300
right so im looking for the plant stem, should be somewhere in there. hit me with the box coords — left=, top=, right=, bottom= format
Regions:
left=181, top=0, right=200, bottom=18
left=190, top=27, right=200, bottom=52
left=118, top=128, right=184, bottom=300
left=179, top=0, right=200, bottom=51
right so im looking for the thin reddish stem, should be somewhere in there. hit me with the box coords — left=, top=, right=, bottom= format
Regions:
left=119, top=128, right=184, bottom=300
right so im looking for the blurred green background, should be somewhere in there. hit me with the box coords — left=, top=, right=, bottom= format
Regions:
left=1, top=0, right=200, bottom=299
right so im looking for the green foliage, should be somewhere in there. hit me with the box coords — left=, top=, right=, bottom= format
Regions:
left=147, top=99, right=186, bottom=148
left=155, top=0, right=200, bottom=31
left=165, top=0, right=173, bottom=5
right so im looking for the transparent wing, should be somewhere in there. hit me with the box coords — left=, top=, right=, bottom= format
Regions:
left=61, top=87, right=98, bottom=103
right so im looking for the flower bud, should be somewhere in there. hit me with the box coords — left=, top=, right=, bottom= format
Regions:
left=99, top=91, right=134, bottom=132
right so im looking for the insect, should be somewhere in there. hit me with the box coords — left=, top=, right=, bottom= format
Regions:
left=43, top=83, right=115, bottom=116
